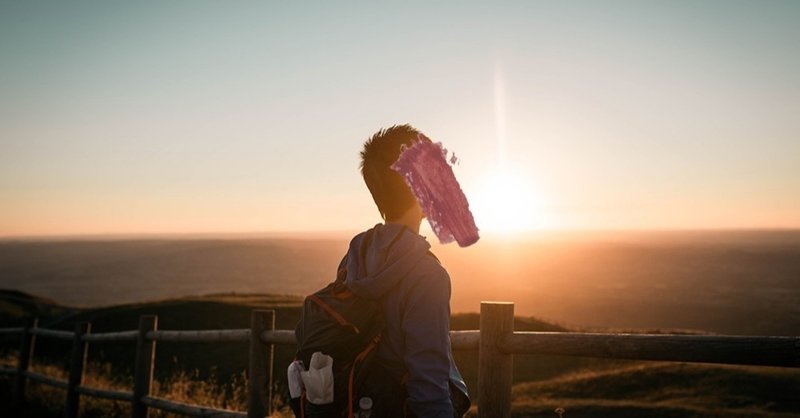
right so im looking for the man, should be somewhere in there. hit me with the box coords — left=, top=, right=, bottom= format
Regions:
left=343, top=124, right=470, bottom=417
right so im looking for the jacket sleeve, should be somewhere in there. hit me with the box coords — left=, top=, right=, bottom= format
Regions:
left=401, top=267, right=454, bottom=418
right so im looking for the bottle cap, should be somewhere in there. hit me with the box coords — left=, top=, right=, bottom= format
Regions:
left=359, top=397, right=373, bottom=410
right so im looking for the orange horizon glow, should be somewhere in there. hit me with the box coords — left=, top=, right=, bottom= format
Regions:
left=2, top=3, right=799, bottom=238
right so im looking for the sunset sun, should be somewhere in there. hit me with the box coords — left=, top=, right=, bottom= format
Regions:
left=470, top=167, right=548, bottom=234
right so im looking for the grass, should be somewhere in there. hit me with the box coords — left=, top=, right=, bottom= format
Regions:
left=0, top=351, right=294, bottom=417
left=509, top=362, right=800, bottom=418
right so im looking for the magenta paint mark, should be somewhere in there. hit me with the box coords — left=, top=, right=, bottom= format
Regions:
left=449, top=153, right=459, bottom=165
left=391, top=134, right=480, bottom=247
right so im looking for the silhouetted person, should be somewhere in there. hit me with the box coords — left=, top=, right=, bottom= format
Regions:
left=345, top=124, right=470, bottom=417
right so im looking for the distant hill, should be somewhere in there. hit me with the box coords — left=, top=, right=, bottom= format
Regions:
left=0, top=289, right=76, bottom=325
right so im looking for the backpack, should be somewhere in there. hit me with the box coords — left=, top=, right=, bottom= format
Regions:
left=291, top=255, right=385, bottom=418
left=290, top=228, right=471, bottom=418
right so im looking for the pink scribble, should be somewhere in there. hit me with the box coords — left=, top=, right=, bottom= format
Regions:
left=391, top=135, right=480, bottom=247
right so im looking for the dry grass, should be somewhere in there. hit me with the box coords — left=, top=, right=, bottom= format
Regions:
left=509, top=362, right=800, bottom=418
left=4, top=351, right=800, bottom=417
left=0, top=351, right=292, bottom=418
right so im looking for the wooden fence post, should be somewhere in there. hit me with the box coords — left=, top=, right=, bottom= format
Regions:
left=478, top=302, right=514, bottom=418
left=65, top=321, right=91, bottom=418
left=247, top=310, right=275, bottom=418
left=132, top=315, right=158, bottom=418
left=13, top=317, right=38, bottom=407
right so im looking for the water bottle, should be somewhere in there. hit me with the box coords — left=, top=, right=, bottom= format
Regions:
left=357, top=396, right=373, bottom=418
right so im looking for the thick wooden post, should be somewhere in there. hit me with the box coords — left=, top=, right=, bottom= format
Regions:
left=13, top=317, right=38, bottom=407
left=65, top=321, right=91, bottom=418
left=478, top=302, right=514, bottom=418
left=132, top=315, right=157, bottom=418
left=247, top=310, right=275, bottom=418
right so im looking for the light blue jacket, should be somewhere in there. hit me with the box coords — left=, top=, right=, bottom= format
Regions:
left=345, top=223, right=469, bottom=418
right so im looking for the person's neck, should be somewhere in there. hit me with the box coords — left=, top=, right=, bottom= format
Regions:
left=386, top=213, right=422, bottom=235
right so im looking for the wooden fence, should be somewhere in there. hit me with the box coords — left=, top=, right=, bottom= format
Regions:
left=0, top=302, right=798, bottom=418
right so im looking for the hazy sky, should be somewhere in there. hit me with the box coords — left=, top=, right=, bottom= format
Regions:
left=2, top=1, right=799, bottom=237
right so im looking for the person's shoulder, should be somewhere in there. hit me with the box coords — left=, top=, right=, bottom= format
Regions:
left=401, top=251, right=451, bottom=312
left=414, top=246, right=445, bottom=267
left=409, top=250, right=451, bottom=287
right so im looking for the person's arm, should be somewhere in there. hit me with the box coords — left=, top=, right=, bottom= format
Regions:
left=402, top=268, right=454, bottom=418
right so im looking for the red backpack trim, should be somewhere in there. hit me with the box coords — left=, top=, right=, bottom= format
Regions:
left=347, top=334, right=382, bottom=418
left=307, top=294, right=360, bottom=334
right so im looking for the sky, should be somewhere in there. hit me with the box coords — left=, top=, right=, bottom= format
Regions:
left=1, top=1, right=799, bottom=237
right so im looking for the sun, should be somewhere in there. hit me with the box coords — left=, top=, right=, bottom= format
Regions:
left=469, top=167, right=548, bottom=234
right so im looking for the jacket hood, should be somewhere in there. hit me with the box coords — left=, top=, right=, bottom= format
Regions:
left=345, top=223, right=431, bottom=300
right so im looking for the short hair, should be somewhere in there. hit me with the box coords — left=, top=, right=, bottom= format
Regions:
left=360, top=124, right=430, bottom=220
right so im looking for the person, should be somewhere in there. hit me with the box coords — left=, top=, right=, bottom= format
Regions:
left=343, top=124, right=470, bottom=417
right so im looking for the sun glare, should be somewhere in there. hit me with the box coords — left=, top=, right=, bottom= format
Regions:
left=473, top=63, right=551, bottom=235
left=469, top=167, right=548, bottom=235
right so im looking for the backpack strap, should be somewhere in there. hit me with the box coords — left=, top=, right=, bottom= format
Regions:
left=300, top=391, right=305, bottom=418
left=400, top=372, right=410, bottom=418
left=347, top=334, right=382, bottom=418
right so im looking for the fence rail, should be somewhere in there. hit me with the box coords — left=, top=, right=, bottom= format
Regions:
left=0, top=302, right=798, bottom=418
left=142, top=395, right=247, bottom=418
left=148, top=329, right=251, bottom=343
left=76, top=385, right=134, bottom=402
left=30, top=328, right=74, bottom=340
left=24, top=370, right=69, bottom=389
left=82, top=330, right=138, bottom=343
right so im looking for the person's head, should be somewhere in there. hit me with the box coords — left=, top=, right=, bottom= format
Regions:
left=360, top=124, right=430, bottom=221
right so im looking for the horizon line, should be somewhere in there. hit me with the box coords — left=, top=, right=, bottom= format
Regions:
left=3, top=226, right=800, bottom=242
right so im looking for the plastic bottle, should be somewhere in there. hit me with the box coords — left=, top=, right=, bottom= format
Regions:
left=357, top=396, right=373, bottom=418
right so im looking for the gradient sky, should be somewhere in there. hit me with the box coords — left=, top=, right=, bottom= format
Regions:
left=2, top=1, right=799, bottom=237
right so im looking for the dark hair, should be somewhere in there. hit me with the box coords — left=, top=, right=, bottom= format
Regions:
left=360, top=124, right=429, bottom=220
